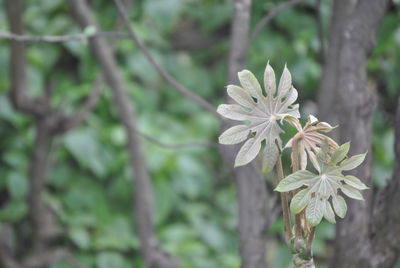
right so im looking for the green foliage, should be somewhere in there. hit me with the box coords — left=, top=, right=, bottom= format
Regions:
left=0, top=0, right=398, bottom=267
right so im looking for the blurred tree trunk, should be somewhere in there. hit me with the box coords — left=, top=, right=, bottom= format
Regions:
left=5, top=0, right=61, bottom=262
left=317, top=0, right=354, bottom=126
left=221, top=1, right=278, bottom=267
left=317, top=1, right=400, bottom=267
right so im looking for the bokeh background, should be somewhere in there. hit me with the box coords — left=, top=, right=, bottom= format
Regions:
left=0, top=0, right=399, bottom=268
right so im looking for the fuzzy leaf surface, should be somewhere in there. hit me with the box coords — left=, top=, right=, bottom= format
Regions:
left=276, top=144, right=367, bottom=225
left=217, top=63, right=300, bottom=169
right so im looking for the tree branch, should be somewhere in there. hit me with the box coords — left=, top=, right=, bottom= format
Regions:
left=28, top=121, right=59, bottom=253
left=68, top=0, right=180, bottom=267
left=0, top=236, right=20, bottom=268
left=139, top=130, right=218, bottom=150
left=5, top=0, right=59, bottom=257
left=4, top=0, right=50, bottom=116
left=112, top=0, right=218, bottom=117
left=4, top=1, right=106, bottom=267
left=0, top=31, right=132, bottom=42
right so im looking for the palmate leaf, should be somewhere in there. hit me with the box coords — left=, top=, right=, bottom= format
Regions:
left=218, top=62, right=300, bottom=171
left=275, top=144, right=368, bottom=226
left=285, top=115, right=339, bottom=171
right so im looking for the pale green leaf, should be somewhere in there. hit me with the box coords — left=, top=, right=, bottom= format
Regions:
left=344, top=175, right=368, bottom=190
left=277, top=64, right=292, bottom=98
left=238, top=70, right=263, bottom=98
left=217, top=104, right=249, bottom=121
left=306, top=197, right=323, bottom=226
left=264, top=62, right=276, bottom=96
left=332, top=195, right=347, bottom=218
left=227, top=85, right=255, bottom=108
left=323, top=200, right=336, bottom=224
left=279, top=87, right=298, bottom=113
left=235, top=137, right=262, bottom=167
left=290, top=189, right=310, bottom=214
left=262, top=141, right=278, bottom=173
left=330, top=142, right=350, bottom=164
left=339, top=153, right=366, bottom=170
left=341, top=184, right=364, bottom=200
left=318, top=140, right=330, bottom=159
left=219, top=125, right=250, bottom=144
left=275, top=170, right=316, bottom=192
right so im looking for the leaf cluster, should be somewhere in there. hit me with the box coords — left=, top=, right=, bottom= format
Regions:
left=218, top=62, right=368, bottom=228
left=276, top=142, right=368, bottom=226
left=218, top=63, right=299, bottom=171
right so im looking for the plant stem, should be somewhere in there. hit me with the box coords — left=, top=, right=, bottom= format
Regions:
left=290, top=136, right=316, bottom=268
left=292, top=254, right=316, bottom=268
left=291, top=136, right=300, bottom=171
left=275, top=150, right=293, bottom=244
left=306, top=227, right=315, bottom=252
left=291, top=137, right=303, bottom=241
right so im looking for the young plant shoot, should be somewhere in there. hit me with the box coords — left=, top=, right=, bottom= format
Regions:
left=217, top=62, right=368, bottom=268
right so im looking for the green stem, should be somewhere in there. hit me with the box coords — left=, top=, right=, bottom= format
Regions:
left=292, top=254, right=315, bottom=268
left=275, top=150, right=293, bottom=244
left=291, top=137, right=303, bottom=241
left=306, top=227, right=315, bottom=253
left=290, top=136, right=316, bottom=268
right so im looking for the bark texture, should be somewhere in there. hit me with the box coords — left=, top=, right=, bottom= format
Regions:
left=318, top=0, right=399, bottom=267
left=68, top=1, right=180, bottom=267
left=369, top=100, right=400, bottom=268
left=317, top=0, right=356, bottom=125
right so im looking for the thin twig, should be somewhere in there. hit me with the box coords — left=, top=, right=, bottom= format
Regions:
left=275, top=143, right=293, bottom=244
left=69, top=1, right=181, bottom=266
left=138, top=130, right=218, bottom=149
left=0, top=31, right=131, bottom=42
left=250, top=0, right=305, bottom=42
left=112, top=0, right=219, bottom=117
